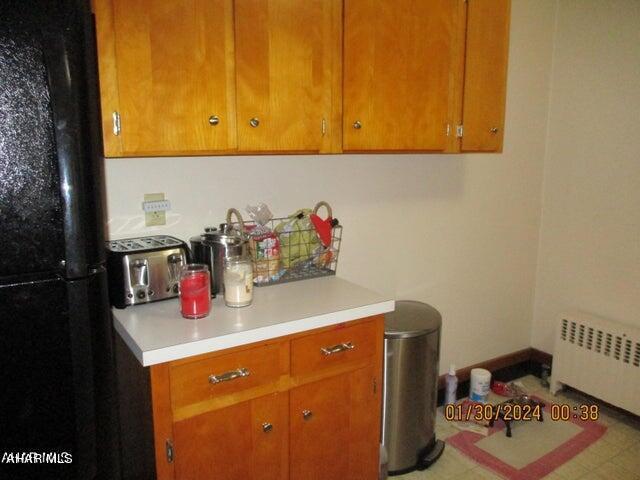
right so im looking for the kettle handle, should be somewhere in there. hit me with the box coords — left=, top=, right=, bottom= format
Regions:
left=226, top=208, right=246, bottom=232
left=312, top=201, right=332, bottom=219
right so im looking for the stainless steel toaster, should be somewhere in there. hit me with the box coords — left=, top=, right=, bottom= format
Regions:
left=106, top=235, right=189, bottom=308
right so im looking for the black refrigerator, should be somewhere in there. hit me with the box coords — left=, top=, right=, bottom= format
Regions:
left=0, top=1, right=120, bottom=479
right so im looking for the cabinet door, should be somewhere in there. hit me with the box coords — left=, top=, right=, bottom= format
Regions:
left=109, top=0, right=236, bottom=155
left=234, top=0, right=339, bottom=152
left=290, top=367, right=380, bottom=480
left=343, top=0, right=458, bottom=151
left=460, top=0, right=511, bottom=152
left=172, top=393, right=288, bottom=480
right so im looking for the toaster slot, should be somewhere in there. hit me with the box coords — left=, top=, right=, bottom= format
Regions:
left=130, top=259, right=149, bottom=288
left=167, top=253, right=184, bottom=294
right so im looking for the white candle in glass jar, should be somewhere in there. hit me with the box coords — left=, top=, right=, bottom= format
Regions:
left=223, top=256, right=253, bottom=307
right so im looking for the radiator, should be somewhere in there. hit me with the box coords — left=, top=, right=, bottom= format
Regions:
left=550, top=311, right=640, bottom=416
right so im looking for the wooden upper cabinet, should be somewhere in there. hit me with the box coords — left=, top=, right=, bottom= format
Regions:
left=460, top=0, right=511, bottom=152
left=93, top=0, right=511, bottom=156
left=343, top=0, right=459, bottom=152
left=93, top=0, right=122, bottom=157
left=96, top=0, right=237, bottom=156
left=234, top=0, right=340, bottom=153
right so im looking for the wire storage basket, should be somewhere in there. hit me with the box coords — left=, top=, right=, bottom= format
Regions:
left=230, top=202, right=342, bottom=287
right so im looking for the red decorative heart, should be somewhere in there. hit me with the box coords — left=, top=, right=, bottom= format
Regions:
left=310, top=213, right=333, bottom=247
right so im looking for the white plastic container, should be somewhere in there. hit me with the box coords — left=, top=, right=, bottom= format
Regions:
left=444, top=364, right=458, bottom=405
left=469, top=368, right=491, bottom=403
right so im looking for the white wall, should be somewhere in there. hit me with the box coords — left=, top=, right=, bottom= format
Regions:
left=531, top=0, right=640, bottom=353
left=104, top=0, right=557, bottom=373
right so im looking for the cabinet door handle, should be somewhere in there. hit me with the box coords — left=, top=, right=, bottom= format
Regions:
left=302, top=410, right=313, bottom=421
left=490, top=127, right=499, bottom=134
left=165, top=439, right=174, bottom=464
left=209, top=115, right=220, bottom=126
left=262, top=422, right=273, bottom=433
left=320, top=342, right=355, bottom=356
left=249, top=117, right=260, bottom=128
left=353, top=120, right=362, bottom=129
left=208, top=367, right=250, bottom=384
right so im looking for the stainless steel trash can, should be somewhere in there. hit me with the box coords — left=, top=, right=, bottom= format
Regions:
left=383, top=301, right=445, bottom=475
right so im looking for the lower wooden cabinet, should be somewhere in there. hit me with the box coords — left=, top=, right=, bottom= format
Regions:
left=290, top=366, right=380, bottom=480
left=144, top=316, right=383, bottom=480
left=173, top=393, right=288, bottom=480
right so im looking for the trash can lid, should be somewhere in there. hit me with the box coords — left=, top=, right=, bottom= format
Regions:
left=384, top=300, right=442, bottom=339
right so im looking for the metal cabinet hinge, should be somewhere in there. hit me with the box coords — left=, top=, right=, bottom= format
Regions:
left=165, top=439, right=174, bottom=464
left=321, top=118, right=327, bottom=136
left=112, top=111, right=121, bottom=136
left=456, top=125, right=464, bottom=138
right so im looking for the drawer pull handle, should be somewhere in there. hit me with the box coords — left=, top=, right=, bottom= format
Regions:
left=320, top=342, right=355, bottom=356
left=209, top=367, right=250, bottom=384
left=262, top=422, right=273, bottom=433
left=302, top=409, right=313, bottom=421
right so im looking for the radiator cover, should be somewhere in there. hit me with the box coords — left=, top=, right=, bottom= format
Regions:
left=550, top=311, right=640, bottom=416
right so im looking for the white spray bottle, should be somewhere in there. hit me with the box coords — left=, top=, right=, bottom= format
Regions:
left=444, top=364, right=458, bottom=405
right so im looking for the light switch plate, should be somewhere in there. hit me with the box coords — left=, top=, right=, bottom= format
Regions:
left=144, top=193, right=166, bottom=226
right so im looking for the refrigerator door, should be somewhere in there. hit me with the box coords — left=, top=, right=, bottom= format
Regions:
left=0, top=10, right=65, bottom=276
left=0, top=0, right=105, bottom=279
left=41, top=0, right=107, bottom=277
left=0, top=268, right=119, bottom=479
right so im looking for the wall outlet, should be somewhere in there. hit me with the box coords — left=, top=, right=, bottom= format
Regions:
left=142, top=199, right=171, bottom=212
left=144, top=193, right=167, bottom=226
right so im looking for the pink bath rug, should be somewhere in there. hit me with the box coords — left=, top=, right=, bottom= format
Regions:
left=446, top=396, right=607, bottom=480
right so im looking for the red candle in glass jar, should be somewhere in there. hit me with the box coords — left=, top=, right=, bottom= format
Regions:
left=179, top=264, right=211, bottom=319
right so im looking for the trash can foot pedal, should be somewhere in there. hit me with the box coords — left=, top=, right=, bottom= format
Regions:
left=416, top=439, right=445, bottom=470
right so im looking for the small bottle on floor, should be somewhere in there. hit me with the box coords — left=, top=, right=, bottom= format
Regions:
left=445, top=364, right=458, bottom=405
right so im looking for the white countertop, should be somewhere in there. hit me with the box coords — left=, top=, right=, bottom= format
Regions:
left=112, top=276, right=395, bottom=366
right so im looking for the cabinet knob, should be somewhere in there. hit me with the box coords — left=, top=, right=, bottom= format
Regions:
left=262, top=422, right=273, bottom=433
left=490, top=127, right=499, bottom=134
left=353, top=120, right=362, bottom=130
left=208, top=115, right=220, bottom=126
left=249, top=117, right=260, bottom=128
left=302, top=409, right=313, bottom=421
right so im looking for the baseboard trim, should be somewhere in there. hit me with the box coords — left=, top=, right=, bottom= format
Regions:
left=530, top=348, right=553, bottom=367
left=438, top=347, right=553, bottom=390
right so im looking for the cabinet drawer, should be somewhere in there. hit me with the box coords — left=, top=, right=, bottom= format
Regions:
left=170, top=342, right=288, bottom=414
left=291, top=321, right=378, bottom=377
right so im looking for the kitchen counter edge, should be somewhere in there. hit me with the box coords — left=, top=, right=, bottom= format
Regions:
left=112, top=279, right=395, bottom=367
